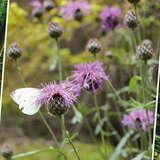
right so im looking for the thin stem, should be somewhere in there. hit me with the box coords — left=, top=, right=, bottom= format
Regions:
left=93, top=94, right=107, bottom=159
left=65, top=131, right=81, bottom=160
left=55, top=39, right=62, bottom=82
left=15, top=60, right=27, bottom=87
left=60, top=114, right=66, bottom=146
left=55, top=39, right=65, bottom=144
left=39, top=110, right=59, bottom=147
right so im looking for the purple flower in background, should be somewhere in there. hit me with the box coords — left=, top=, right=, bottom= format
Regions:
left=100, top=6, right=121, bottom=31
left=70, top=61, right=108, bottom=93
left=122, top=109, right=155, bottom=131
left=29, top=0, right=43, bottom=18
left=38, top=82, right=79, bottom=115
left=60, top=1, right=91, bottom=21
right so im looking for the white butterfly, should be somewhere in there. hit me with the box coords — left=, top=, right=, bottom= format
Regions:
left=10, top=88, right=41, bottom=115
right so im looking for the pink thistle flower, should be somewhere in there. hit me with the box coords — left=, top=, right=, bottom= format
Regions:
left=70, top=61, right=108, bottom=93
left=100, top=6, right=121, bottom=31
left=38, top=81, right=80, bottom=115
left=122, top=109, right=155, bottom=131
left=60, top=1, right=91, bottom=21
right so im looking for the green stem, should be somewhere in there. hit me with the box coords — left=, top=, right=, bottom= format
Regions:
left=93, top=94, right=107, bottom=159
left=66, top=131, right=81, bottom=160
left=39, top=110, right=59, bottom=147
left=15, top=60, right=27, bottom=87
left=55, top=39, right=66, bottom=144
left=55, top=39, right=62, bottom=82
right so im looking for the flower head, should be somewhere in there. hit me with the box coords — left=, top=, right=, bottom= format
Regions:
left=60, top=1, right=91, bottom=21
left=7, top=43, right=22, bottom=60
left=29, top=0, right=43, bottom=18
left=70, top=61, right=108, bottom=93
left=122, top=109, right=155, bottom=131
left=38, top=82, right=79, bottom=115
left=100, top=6, right=121, bottom=31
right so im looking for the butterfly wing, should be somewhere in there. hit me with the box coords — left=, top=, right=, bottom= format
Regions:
left=10, top=88, right=41, bottom=115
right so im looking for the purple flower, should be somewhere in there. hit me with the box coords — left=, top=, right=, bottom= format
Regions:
left=70, top=61, right=108, bottom=93
left=122, top=109, right=155, bottom=131
left=29, top=0, right=43, bottom=18
left=60, top=1, right=91, bottom=21
left=30, top=0, right=42, bottom=9
left=39, top=82, right=79, bottom=106
left=100, top=6, right=121, bottom=31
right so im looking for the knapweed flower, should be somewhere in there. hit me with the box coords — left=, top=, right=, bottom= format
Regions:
left=124, top=10, right=137, bottom=29
left=100, top=6, right=121, bottom=31
left=43, top=0, right=54, bottom=11
left=60, top=1, right=91, bottom=21
left=122, top=109, right=154, bottom=131
left=48, top=22, right=63, bottom=39
left=10, top=82, right=79, bottom=116
left=38, top=82, right=79, bottom=116
left=7, top=43, right=22, bottom=60
left=86, top=38, right=102, bottom=55
left=30, top=0, right=43, bottom=18
left=70, top=61, right=108, bottom=93
left=137, top=39, right=153, bottom=61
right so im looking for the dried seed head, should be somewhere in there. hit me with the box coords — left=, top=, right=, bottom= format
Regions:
left=1, top=145, right=13, bottom=159
left=7, top=43, right=22, bottom=60
left=137, top=39, right=153, bottom=61
left=47, top=94, right=68, bottom=116
left=86, top=38, right=102, bottom=54
left=43, top=0, right=54, bottom=11
left=128, top=0, right=140, bottom=4
left=74, top=9, right=83, bottom=21
left=48, top=22, right=63, bottom=39
left=124, top=10, right=137, bottom=29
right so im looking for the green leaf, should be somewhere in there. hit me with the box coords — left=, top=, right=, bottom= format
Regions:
left=128, top=76, right=141, bottom=93
left=12, top=147, right=56, bottom=159
left=110, top=131, right=133, bottom=160
left=71, top=106, right=83, bottom=124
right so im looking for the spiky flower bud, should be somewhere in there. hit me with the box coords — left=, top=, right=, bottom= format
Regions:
left=124, top=10, right=137, bottom=29
left=47, top=94, right=68, bottom=116
left=128, top=0, right=140, bottom=4
left=86, top=38, right=102, bottom=55
left=1, top=145, right=13, bottom=159
left=137, top=39, right=153, bottom=61
left=74, top=9, right=83, bottom=21
left=48, top=22, right=63, bottom=39
left=7, top=43, right=22, bottom=60
left=43, top=0, right=54, bottom=11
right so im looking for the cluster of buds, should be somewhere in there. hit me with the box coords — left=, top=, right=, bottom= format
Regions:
left=137, top=39, right=154, bottom=62
left=7, top=43, right=22, bottom=60
left=86, top=38, right=102, bottom=55
left=124, top=10, right=137, bottom=29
